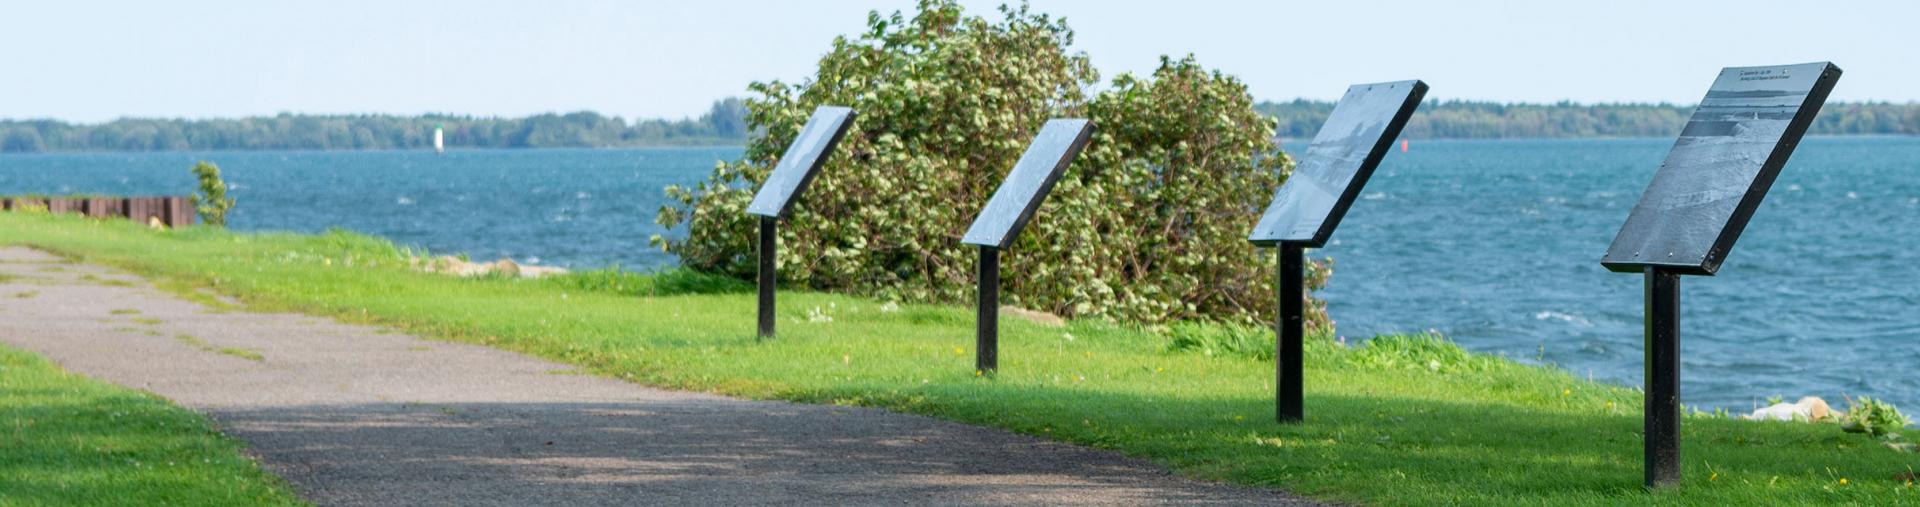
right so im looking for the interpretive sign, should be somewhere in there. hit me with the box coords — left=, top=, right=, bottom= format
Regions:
left=746, top=106, right=858, bottom=217
left=1603, top=63, right=1840, bottom=275
left=1246, top=80, right=1426, bottom=424
left=963, top=118, right=1095, bottom=372
left=1249, top=80, right=1427, bottom=247
left=745, top=105, right=857, bottom=339
left=961, top=119, right=1095, bottom=249
left=1602, top=62, right=1840, bottom=489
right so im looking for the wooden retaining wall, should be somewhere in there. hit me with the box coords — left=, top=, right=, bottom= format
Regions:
left=1, top=196, right=196, bottom=228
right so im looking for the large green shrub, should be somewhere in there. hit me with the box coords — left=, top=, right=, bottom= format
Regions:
left=656, top=0, right=1329, bottom=327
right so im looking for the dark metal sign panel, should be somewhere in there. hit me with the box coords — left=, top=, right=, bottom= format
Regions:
left=961, top=119, right=1095, bottom=249
left=1602, top=62, right=1840, bottom=275
left=1248, top=80, right=1427, bottom=247
left=746, top=106, right=857, bottom=218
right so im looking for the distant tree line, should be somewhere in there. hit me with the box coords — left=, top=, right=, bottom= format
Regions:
left=0, top=99, right=749, bottom=153
left=1258, top=100, right=1920, bottom=139
left=9, top=97, right=1919, bottom=152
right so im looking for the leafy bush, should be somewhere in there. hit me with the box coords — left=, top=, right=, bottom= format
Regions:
left=1841, top=396, right=1912, bottom=437
left=655, top=0, right=1328, bottom=327
left=190, top=161, right=234, bottom=226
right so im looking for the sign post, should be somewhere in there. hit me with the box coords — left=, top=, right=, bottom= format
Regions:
left=744, top=106, right=857, bottom=339
left=1602, top=62, right=1840, bottom=488
left=960, top=119, right=1095, bottom=373
left=1248, top=80, right=1426, bottom=422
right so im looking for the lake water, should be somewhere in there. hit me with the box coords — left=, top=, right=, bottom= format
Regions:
left=0, top=148, right=741, bottom=269
left=2, top=139, right=1915, bottom=412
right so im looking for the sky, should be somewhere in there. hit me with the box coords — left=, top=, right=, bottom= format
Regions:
left=4, top=0, right=1916, bottom=123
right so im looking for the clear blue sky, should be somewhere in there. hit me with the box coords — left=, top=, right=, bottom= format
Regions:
left=5, top=0, right=1914, bottom=123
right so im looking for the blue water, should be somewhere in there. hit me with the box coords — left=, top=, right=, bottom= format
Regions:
left=1306, top=137, right=1920, bottom=412
left=2, top=140, right=1916, bottom=411
left=0, top=148, right=742, bottom=269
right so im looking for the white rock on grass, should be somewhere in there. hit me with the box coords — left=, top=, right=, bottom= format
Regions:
left=1745, top=396, right=1836, bottom=422
left=422, top=256, right=568, bottom=279
left=1000, top=306, right=1066, bottom=327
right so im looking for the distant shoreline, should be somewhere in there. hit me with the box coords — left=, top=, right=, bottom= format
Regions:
left=1262, top=99, right=1920, bottom=139
left=0, top=145, right=749, bottom=156
left=11, top=134, right=1920, bottom=155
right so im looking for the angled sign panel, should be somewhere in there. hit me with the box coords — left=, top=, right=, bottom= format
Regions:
left=1249, top=80, right=1427, bottom=247
left=746, top=106, right=857, bottom=217
left=1602, top=62, right=1841, bottom=275
left=961, top=119, right=1095, bottom=249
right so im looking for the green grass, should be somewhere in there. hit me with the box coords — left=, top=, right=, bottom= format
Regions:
left=0, top=344, right=303, bottom=506
left=4, top=212, right=1918, bottom=505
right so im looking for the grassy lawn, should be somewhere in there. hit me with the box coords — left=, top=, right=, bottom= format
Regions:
left=0, top=344, right=303, bottom=506
left=3, top=212, right=1916, bottom=506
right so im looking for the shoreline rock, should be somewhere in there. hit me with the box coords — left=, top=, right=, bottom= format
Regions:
left=420, top=256, right=568, bottom=279
left=1745, top=396, right=1836, bottom=422
left=1000, top=305, right=1066, bottom=327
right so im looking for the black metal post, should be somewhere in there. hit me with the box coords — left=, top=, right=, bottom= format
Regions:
left=1644, top=267, right=1681, bottom=488
left=976, top=246, right=1000, bottom=373
left=1277, top=243, right=1305, bottom=423
left=757, top=216, right=777, bottom=339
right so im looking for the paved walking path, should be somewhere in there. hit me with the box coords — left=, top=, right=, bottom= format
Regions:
left=0, top=247, right=1316, bottom=506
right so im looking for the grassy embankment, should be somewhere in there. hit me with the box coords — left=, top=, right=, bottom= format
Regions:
left=0, top=345, right=303, bottom=506
left=2, top=212, right=1915, bottom=506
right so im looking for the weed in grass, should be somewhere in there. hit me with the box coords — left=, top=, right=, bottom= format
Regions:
left=171, top=334, right=263, bottom=361
left=543, top=267, right=751, bottom=297
left=175, top=334, right=209, bottom=348
left=406, top=345, right=431, bottom=351
left=77, top=273, right=137, bottom=287
left=0, top=273, right=16, bottom=283
left=131, top=317, right=164, bottom=326
left=156, top=279, right=240, bottom=313
left=11, top=290, right=37, bottom=298
left=110, top=308, right=142, bottom=315
left=36, top=265, right=66, bottom=272
left=1167, top=321, right=1289, bottom=360
left=216, top=347, right=264, bottom=361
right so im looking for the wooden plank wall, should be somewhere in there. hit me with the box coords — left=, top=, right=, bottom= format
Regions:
left=2, top=196, right=196, bottom=228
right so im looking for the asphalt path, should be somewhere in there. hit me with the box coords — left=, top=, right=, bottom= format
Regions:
left=0, top=246, right=1319, bottom=506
